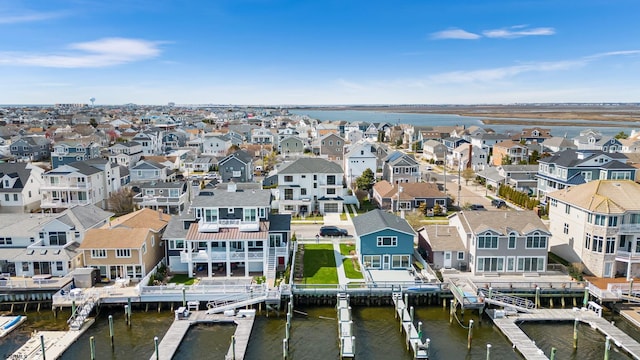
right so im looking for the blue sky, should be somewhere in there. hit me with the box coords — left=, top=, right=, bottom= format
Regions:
left=1, top=0, right=639, bottom=105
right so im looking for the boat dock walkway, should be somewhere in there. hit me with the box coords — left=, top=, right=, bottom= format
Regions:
left=150, top=309, right=256, bottom=360
left=8, top=319, right=95, bottom=360
left=490, top=307, right=640, bottom=360
left=392, top=293, right=429, bottom=359
left=336, top=293, right=355, bottom=358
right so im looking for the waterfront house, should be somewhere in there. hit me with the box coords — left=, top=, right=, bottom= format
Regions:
left=372, top=180, right=448, bottom=213
left=536, top=149, right=635, bottom=203
left=218, top=150, right=254, bottom=183
left=9, top=136, right=51, bottom=162
left=353, top=209, right=416, bottom=270
left=162, top=183, right=291, bottom=281
left=417, top=225, right=467, bottom=271
left=381, top=151, right=420, bottom=184
left=132, top=180, right=190, bottom=215
left=519, top=127, right=552, bottom=144
left=277, top=157, right=345, bottom=215
left=343, top=140, right=377, bottom=190
left=0, top=162, right=45, bottom=213
left=448, top=210, right=550, bottom=275
left=80, top=208, right=170, bottom=281
left=547, top=180, right=640, bottom=279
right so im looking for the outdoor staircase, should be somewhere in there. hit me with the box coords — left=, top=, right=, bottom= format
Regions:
left=478, top=289, right=536, bottom=313
left=266, top=247, right=277, bottom=284
left=67, top=296, right=98, bottom=331
left=206, top=290, right=267, bottom=314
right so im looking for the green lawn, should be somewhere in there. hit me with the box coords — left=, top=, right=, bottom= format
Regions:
left=168, top=274, right=196, bottom=285
left=302, top=244, right=339, bottom=284
left=356, top=200, right=378, bottom=213
left=339, top=243, right=356, bottom=256
left=342, top=257, right=363, bottom=279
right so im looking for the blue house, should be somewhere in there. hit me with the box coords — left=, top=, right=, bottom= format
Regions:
left=353, top=209, right=416, bottom=270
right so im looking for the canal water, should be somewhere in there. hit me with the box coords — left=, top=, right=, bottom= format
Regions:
left=1, top=304, right=639, bottom=359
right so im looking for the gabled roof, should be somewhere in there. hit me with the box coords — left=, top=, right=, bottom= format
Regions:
left=542, top=136, right=577, bottom=149
left=191, top=188, right=272, bottom=207
left=278, top=158, right=343, bottom=174
left=456, top=210, right=549, bottom=236
left=132, top=160, right=165, bottom=170
left=56, top=204, right=114, bottom=231
left=0, top=163, right=34, bottom=192
left=219, top=149, right=252, bottom=166
left=104, top=208, right=171, bottom=232
left=353, top=209, right=416, bottom=237
left=548, top=180, right=640, bottom=213
left=80, top=228, right=150, bottom=249
left=374, top=180, right=446, bottom=200
left=418, top=226, right=465, bottom=252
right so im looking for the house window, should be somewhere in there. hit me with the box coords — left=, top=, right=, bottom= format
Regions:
left=508, top=233, right=517, bottom=249
left=457, top=252, right=465, bottom=260
left=585, top=233, right=591, bottom=249
left=377, top=236, right=397, bottom=247
left=608, top=216, right=618, bottom=227
left=116, top=249, right=131, bottom=258
left=517, top=257, right=545, bottom=272
left=606, top=237, right=616, bottom=254
left=91, top=249, right=106, bottom=258
left=22, top=263, right=29, bottom=272
left=476, top=257, right=504, bottom=272
left=204, top=209, right=218, bottom=222
left=142, top=244, right=147, bottom=254
left=301, top=188, right=307, bottom=196
left=565, top=204, right=570, bottom=214
left=363, top=255, right=381, bottom=269
left=244, top=208, right=257, bottom=222
left=564, top=223, right=569, bottom=234
left=284, top=176, right=293, bottom=182
left=49, top=232, right=67, bottom=246
left=327, top=188, right=336, bottom=195
left=392, top=255, right=410, bottom=268
left=56, top=262, right=63, bottom=271
left=592, top=235, right=604, bottom=253
left=169, top=240, right=184, bottom=250
left=477, top=234, right=498, bottom=249
left=3, top=194, right=8, bottom=201
left=526, top=232, right=547, bottom=249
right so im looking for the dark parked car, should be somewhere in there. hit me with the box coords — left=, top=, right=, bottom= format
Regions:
left=469, top=204, right=486, bottom=210
left=319, top=226, right=348, bottom=237
left=491, top=199, right=506, bottom=208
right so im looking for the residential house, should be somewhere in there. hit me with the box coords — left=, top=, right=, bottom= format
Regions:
left=353, top=209, right=416, bottom=270
left=250, top=127, right=276, bottom=145
left=130, top=160, right=170, bottom=182
left=372, top=180, right=448, bottom=213
left=491, top=140, right=529, bottom=166
left=417, top=226, right=467, bottom=271
left=80, top=208, right=170, bottom=280
left=132, top=130, right=163, bottom=155
left=542, top=137, right=577, bottom=153
left=442, top=137, right=469, bottom=152
left=108, top=141, right=143, bottom=168
left=519, top=128, right=552, bottom=144
left=536, top=149, right=635, bottom=203
left=132, top=181, right=190, bottom=215
left=547, top=180, right=640, bottom=278
left=201, top=134, right=231, bottom=157
left=450, top=144, right=487, bottom=171
left=218, top=150, right=254, bottom=183
left=449, top=210, right=550, bottom=275
left=422, top=140, right=448, bottom=164
left=161, top=131, right=188, bottom=151
left=382, top=151, right=420, bottom=184
left=41, top=160, right=121, bottom=211
left=279, top=136, right=305, bottom=157
left=0, top=162, right=45, bottom=213
left=318, top=133, right=345, bottom=161
left=51, top=140, right=101, bottom=169
left=162, top=184, right=291, bottom=280
left=10, top=136, right=51, bottom=161
left=277, top=157, right=345, bottom=215
left=469, top=133, right=512, bottom=154
left=343, top=141, right=377, bottom=190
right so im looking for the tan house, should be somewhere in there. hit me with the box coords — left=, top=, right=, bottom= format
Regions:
left=79, top=208, right=170, bottom=281
left=492, top=140, right=529, bottom=166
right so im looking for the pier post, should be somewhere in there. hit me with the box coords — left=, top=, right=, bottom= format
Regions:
left=40, top=334, right=46, bottom=360
left=604, top=336, right=611, bottom=360
left=630, top=279, right=635, bottom=301
left=550, top=347, right=557, bottom=360
left=449, top=300, right=454, bottom=324
left=282, top=338, right=288, bottom=359
left=583, top=288, right=589, bottom=308
left=573, top=318, right=578, bottom=349
left=418, top=321, right=423, bottom=340
left=467, top=320, right=474, bottom=350
left=410, top=306, right=414, bottom=324
left=486, top=344, right=491, bottom=360
left=182, top=287, right=186, bottom=307
left=127, top=298, right=132, bottom=326
left=488, top=287, right=493, bottom=299
left=124, top=305, right=129, bottom=325
left=71, top=300, right=76, bottom=317
left=109, top=315, right=114, bottom=348
left=285, top=320, right=290, bottom=341
left=352, top=335, right=356, bottom=356
left=404, top=293, right=409, bottom=307
left=154, top=336, right=159, bottom=360
left=231, top=334, right=236, bottom=360
left=90, top=336, right=96, bottom=360
left=425, top=339, right=430, bottom=357
left=535, top=287, right=540, bottom=308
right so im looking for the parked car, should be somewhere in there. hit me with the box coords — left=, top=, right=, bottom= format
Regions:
left=491, top=199, right=506, bottom=208
left=319, top=226, right=348, bottom=237
left=469, top=204, right=486, bottom=210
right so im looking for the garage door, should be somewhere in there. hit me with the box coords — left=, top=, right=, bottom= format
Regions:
left=324, top=203, right=339, bottom=213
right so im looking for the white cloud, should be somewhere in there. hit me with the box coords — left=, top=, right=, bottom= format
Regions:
left=0, top=38, right=163, bottom=68
left=430, top=29, right=481, bottom=40
left=585, top=50, right=640, bottom=59
left=429, top=60, right=584, bottom=84
left=482, top=26, right=555, bottom=39
left=0, top=11, right=66, bottom=24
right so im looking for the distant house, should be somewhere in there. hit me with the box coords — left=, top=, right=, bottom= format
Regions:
left=492, top=140, right=529, bottom=166
left=108, top=141, right=143, bottom=168
left=10, top=136, right=51, bottom=161
left=372, top=180, right=448, bottom=213
left=519, top=128, right=552, bottom=144
left=343, top=141, right=377, bottom=190
left=201, top=134, right=231, bottom=157
left=130, top=160, right=170, bottom=182
left=542, top=137, right=577, bottom=153
left=381, top=151, right=420, bottom=184
left=353, top=209, right=416, bottom=270
left=80, top=208, right=170, bottom=281
left=132, top=130, right=163, bottom=156
left=218, top=150, right=254, bottom=183
left=417, top=226, right=466, bottom=271
left=279, top=136, right=305, bottom=156
left=132, top=181, right=190, bottom=215
left=449, top=210, right=550, bottom=275
left=51, top=140, right=101, bottom=169
left=318, top=133, right=345, bottom=160
left=422, top=140, right=448, bottom=164
left=0, top=162, right=45, bottom=213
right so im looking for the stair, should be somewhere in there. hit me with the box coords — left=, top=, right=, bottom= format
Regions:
left=67, top=296, right=98, bottom=330
left=479, top=289, right=536, bottom=312
left=266, top=248, right=277, bottom=283
left=206, top=288, right=267, bottom=314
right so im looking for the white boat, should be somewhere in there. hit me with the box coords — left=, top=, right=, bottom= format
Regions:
left=0, top=315, right=26, bottom=337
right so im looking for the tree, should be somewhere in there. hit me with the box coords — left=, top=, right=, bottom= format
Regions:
left=501, top=155, right=512, bottom=165
left=615, top=131, right=629, bottom=139
left=226, top=144, right=241, bottom=155
left=529, top=150, right=540, bottom=164
left=89, top=118, right=98, bottom=128
left=355, top=168, right=375, bottom=191
left=262, top=151, right=278, bottom=172
left=108, top=188, right=134, bottom=216
left=461, top=168, right=475, bottom=185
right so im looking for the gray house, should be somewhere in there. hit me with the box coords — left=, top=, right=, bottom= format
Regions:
left=318, top=133, right=345, bottom=160
left=10, top=136, right=51, bottom=161
left=218, top=150, right=253, bottom=183
left=417, top=226, right=467, bottom=271
left=279, top=136, right=305, bottom=156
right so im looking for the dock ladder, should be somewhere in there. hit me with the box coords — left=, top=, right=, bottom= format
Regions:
left=67, top=295, right=99, bottom=331
left=478, top=288, right=535, bottom=313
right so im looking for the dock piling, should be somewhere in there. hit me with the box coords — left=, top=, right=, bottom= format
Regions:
left=604, top=336, right=611, bottom=360
left=573, top=318, right=578, bottom=349
left=71, top=300, right=76, bottom=317
left=40, top=334, right=46, bottom=360
left=231, top=334, right=236, bottom=360
left=109, top=315, right=114, bottom=348
left=127, top=298, right=132, bottom=326
left=449, top=300, right=454, bottom=324
left=124, top=305, right=129, bottom=325
left=154, top=336, right=159, bottom=360
left=426, top=339, right=430, bottom=357
left=418, top=321, right=423, bottom=340
left=467, top=320, right=474, bottom=350
left=352, top=335, right=356, bottom=356
left=410, top=306, right=414, bottom=323
left=535, top=287, right=540, bottom=308
left=486, top=344, right=491, bottom=360
left=283, top=338, right=288, bottom=359
left=550, top=347, right=557, bottom=360
left=90, top=336, right=96, bottom=360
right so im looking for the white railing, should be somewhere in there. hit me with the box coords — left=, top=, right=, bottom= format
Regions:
left=180, top=250, right=264, bottom=263
left=141, top=283, right=266, bottom=296
left=619, top=224, right=640, bottom=232
left=616, top=251, right=640, bottom=262
left=197, top=219, right=260, bottom=232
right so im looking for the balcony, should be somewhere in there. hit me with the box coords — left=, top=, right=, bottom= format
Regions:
left=616, top=250, right=640, bottom=263
left=180, top=250, right=264, bottom=262
left=198, top=219, right=260, bottom=233
left=41, top=198, right=92, bottom=208
left=619, top=224, right=640, bottom=233
left=42, top=181, right=91, bottom=190
left=133, top=193, right=186, bottom=205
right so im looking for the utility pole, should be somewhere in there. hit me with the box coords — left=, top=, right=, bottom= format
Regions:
left=457, top=162, right=461, bottom=207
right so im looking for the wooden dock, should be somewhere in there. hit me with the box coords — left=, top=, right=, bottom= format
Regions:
left=392, top=293, right=429, bottom=359
left=149, top=310, right=256, bottom=360
left=336, top=293, right=355, bottom=358
left=490, top=307, right=640, bottom=360
left=8, top=319, right=95, bottom=360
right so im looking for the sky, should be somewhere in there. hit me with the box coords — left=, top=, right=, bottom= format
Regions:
left=1, top=0, right=640, bottom=105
